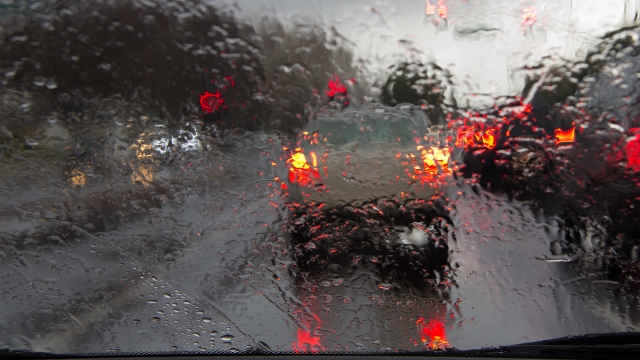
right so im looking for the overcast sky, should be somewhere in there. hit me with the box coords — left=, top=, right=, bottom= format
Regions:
left=220, top=0, right=638, bottom=105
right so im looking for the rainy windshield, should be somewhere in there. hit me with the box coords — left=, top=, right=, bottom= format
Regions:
left=1, top=0, right=639, bottom=354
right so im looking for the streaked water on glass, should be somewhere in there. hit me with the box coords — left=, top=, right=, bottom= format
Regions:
left=1, top=0, right=639, bottom=353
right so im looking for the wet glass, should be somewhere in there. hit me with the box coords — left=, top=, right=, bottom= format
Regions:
left=0, top=0, right=639, bottom=354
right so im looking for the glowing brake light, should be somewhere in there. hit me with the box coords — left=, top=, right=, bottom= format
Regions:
left=480, top=128, right=497, bottom=149
left=416, top=318, right=450, bottom=350
left=290, top=153, right=310, bottom=170
left=554, top=126, right=576, bottom=144
left=288, top=152, right=321, bottom=186
left=421, top=146, right=451, bottom=174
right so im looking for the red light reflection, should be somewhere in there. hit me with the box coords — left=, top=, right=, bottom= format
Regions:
left=326, top=75, right=347, bottom=98
left=199, top=91, right=224, bottom=113
left=456, top=126, right=475, bottom=148
left=292, top=328, right=324, bottom=352
left=416, top=317, right=450, bottom=350
left=626, top=129, right=640, bottom=172
left=426, top=0, right=448, bottom=19
left=455, top=123, right=499, bottom=149
left=425, top=0, right=436, bottom=15
left=437, top=0, right=448, bottom=19
left=521, top=7, right=537, bottom=28
left=289, top=168, right=322, bottom=186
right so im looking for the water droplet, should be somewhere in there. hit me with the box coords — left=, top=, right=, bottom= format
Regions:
left=221, top=334, right=234, bottom=342
left=164, top=293, right=172, bottom=298
left=202, top=317, right=211, bottom=323
left=147, top=300, right=157, bottom=304
left=33, top=77, right=46, bottom=86
left=377, top=284, right=394, bottom=290
left=24, top=137, right=39, bottom=146
left=45, top=79, right=58, bottom=89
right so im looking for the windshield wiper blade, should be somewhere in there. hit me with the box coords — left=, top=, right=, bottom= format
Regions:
left=498, top=332, right=640, bottom=359
left=513, top=331, right=640, bottom=346
left=3, top=333, right=639, bottom=360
